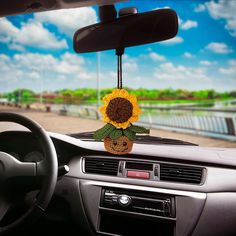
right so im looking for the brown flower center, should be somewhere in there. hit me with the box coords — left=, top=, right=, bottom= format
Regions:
left=106, top=97, right=133, bottom=123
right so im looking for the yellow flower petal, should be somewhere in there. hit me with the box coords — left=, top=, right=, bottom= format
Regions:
left=103, top=116, right=110, bottom=123
left=129, top=94, right=137, bottom=102
left=119, top=89, right=129, bottom=97
left=99, top=106, right=106, bottom=112
left=98, top=89, right=142, bottom=129
left=133, top=108, right=141, bottom=116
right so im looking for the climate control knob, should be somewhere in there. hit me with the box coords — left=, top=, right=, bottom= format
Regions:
left=117, top=194, right=132, bottom=206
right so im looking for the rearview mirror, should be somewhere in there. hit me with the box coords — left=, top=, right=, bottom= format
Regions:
left=73, top=8, right=178, bottom=53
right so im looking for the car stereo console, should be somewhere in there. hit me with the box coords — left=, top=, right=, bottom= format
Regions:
left=99, top=187, right=176, bottom=235
left=101, top=188, right=175, bottom=218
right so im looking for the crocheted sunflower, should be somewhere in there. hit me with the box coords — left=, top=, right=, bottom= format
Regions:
left=94, top=89, right=149, bottom=155
left=99, top=89, right=141, bottom=129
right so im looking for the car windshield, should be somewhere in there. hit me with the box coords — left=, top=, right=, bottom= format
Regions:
left=0, top=0, right=235, bottom=147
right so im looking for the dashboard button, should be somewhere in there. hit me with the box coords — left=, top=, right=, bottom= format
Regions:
left=127, top=170, right=150, bottom=179
left=118, top=195, right=132, bottom=206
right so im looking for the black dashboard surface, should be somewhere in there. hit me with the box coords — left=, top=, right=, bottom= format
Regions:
left=0, top=131, right=79, bottom=165
left=1, top=130, right=236, bottom=236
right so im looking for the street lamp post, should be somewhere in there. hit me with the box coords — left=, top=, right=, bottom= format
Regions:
left=40, top=69, right=43, bottom=104
left=96, top=52, right=101, bottom=120
left=96, top=52, right=101, bottom=107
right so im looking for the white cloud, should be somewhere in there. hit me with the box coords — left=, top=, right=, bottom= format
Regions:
left=205, top=42, right=233, bottom=54
left=0, top=18, right=18, bottom=44
left=28, top=71, right=40, bottom=79
left=123, top=54, right=130, bottom=60
left=123, top=62, right=138, bottom=72
left=178, top=17, right=198, bottom=30
left=199, top=60, right=217, bottom=66
left=16, top=20, right=68, bottom=49
left=149, top=52, right=166, bottom=61
left=54, top=53, right=86, bottom=74
left=183, top=52, right=194, bottom=58
left=194, top=4, right=206, bottom=12
left=219, top=59, right=236, bottom=75
left=0, top=7, right=97, bottom=50
left=195, top=0, right=236, bottom=37
left=178, top=17, right=183, bottom=25
left=219, top=67, right=236, bottom=75
left=35, top=7, right=97, bottom=36
left=123, top=55, right=138, bottom=72
left=0, top=54, right=11, bottom=72
left=154, top=62, right=209, bottom=81
left=181, top=20, right=198, bottom=30
left=146, top=47, right=152, bottom=52
left=108, top=71, right=117, bottom=80
left=159, top=36, right=184, bottom=45
left=0, top=52, right=140, bottom=92
left=13, top=52, right=85, bottom=74
left=0, top=18, right=18, bottom=36
left=0, top=18, right=68, bottom=50
left=0, top=52, right=96, bottom=92
left=0, top=54, right=10, bottom=61
left=8, top=43, right=25, bottom=51
left=229, top=59, right=236, bottom=66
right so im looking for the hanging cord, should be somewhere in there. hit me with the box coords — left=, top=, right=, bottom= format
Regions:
left=116, top=48, right=124, bottom=89
left=117, top=55, right=123, bottom=89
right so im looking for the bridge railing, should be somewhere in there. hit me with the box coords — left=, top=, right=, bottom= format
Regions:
left=56, top=104, right=236, bottom=141
left=137, top=113, right=236, bottom=141
left=2, top=101, right=235, bottom=140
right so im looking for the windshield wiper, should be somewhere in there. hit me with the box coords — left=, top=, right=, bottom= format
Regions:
left=68, top=132, right=198, bottom=146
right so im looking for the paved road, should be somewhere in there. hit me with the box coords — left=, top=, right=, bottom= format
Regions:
left=0, top=105, right=236, bottom=148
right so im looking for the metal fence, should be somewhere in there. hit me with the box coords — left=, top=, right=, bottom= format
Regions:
left=56, top=105, right=236, bottom=141
left=1, top=101, right=235, bottom=141
left=137, top=113, right=236, bottom=141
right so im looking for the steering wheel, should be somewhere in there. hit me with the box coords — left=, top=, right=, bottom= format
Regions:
left=0, top=112, right=58, bottom=235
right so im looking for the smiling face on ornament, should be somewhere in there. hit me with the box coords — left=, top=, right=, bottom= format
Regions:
left=104, top=136, right=133, bottom=155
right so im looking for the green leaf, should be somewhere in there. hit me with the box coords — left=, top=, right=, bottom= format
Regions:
left=123, top=129, right=136, bottom=141
left=129, top=125, right=150, bottom=134
left=93, top=131, right=105, bottom=141
left=109, top=129, right=123, bottom=140
left=94, top=124, right=116, bottom=141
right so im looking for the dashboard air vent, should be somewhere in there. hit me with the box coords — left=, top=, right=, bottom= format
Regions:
left=160, top=164, right=203, bottom=184
left=84, top=157, right=119, bottom=176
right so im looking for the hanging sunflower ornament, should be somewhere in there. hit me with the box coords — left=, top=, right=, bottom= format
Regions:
left=94, top=51, right=149, bottom=155
left=94, top=88, right=149, bottom=155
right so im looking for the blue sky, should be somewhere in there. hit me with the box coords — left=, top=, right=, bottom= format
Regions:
left=0, top=0, right=236, bottom=93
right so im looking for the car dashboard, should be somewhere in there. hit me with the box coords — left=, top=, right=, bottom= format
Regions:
left=0, top=130, right=236, bottom=236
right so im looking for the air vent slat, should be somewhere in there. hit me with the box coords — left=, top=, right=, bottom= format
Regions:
left=160, top=172, right=202, bottom=178
left=85, top=165, right=118, bottom=169
left=84, top=167, right=118, bottom=172
left=85, top=159, right=117, bottom=163
left=161, top=165, right=201, bottom=170
left=161, top=174, right=201, bottom=179
left=160, top=174, right=201, bottom=179
left=160, top=164, right=203, bottom=184
left=85, top=163, right=118, bottom=168
left=160, top=176, right=201, bottom=183
left=85, top=159, right=118, bottom=164
left=84, top=157, right=119, bottom=176
left=161, top=165, right=200, bottom=170
left=162, top=170, right=202, bottom=176
left=85, top=162, right=118, bottom=167
left=161, top=168, right=201, bottom=174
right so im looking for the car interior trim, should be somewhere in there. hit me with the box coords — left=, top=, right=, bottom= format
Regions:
left=83, top=180, right=207, bottom=199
